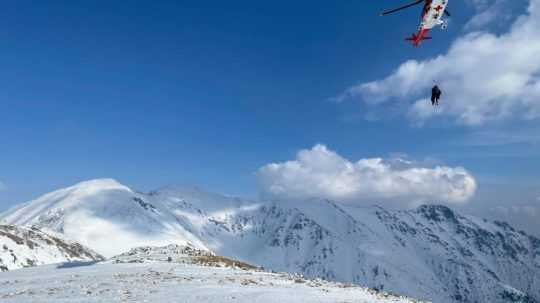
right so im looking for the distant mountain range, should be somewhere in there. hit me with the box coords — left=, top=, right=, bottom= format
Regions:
left=1, top=179, right=538, bottom=303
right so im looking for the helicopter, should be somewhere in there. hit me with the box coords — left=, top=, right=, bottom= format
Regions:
left=381, top=0, right=451, bottom=46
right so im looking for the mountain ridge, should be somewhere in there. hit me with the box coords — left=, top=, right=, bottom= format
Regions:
left=0, top=224, right=104, bottom=271
left=1, top=179, right=538, bottom=303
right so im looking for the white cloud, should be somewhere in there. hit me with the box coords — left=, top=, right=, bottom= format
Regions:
left=465, top=0, right=510, bottom=30
left=0, top=182, right=6, bottom=191
left=338, top=0, right=540, bottom=126
left=257, top=145, right=476, bottom=207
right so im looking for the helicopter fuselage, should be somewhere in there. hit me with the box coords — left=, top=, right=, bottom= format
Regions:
left=408, top=0, right=449, bottom=46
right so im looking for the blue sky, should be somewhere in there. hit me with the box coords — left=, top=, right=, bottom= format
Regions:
left=0, top=0, right=539, bottom=222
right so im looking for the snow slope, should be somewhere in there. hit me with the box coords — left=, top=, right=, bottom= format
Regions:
left=0, top=247, right=423, bottom=303
left=1, top=179, right=209, bottom=256
left=2, top=179, right=539, bottom=303
left=0, top=225, right=103, bottom=271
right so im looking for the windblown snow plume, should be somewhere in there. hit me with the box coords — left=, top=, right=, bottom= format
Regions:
left=339, top=0, right=540, bottom=125
left=257, top=145, right=476, bottom=206
left=0, top=179, right=210, bottom=257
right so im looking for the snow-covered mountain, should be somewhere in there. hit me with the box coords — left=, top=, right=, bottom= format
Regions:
left=1, top=179, right=209, bottom=256
left=1, top=179, right=539, bottom=303
left=0, top=224, right=104, bottom=271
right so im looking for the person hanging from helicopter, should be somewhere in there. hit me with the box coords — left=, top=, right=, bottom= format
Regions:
left=431, top=84, right=442, bottom=106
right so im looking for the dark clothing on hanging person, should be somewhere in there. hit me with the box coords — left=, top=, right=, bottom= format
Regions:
left=431, top=85, right=442, bottom=106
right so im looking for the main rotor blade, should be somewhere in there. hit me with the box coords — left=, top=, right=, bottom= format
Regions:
left=444, top=9, right=451, bottom=17
left=380, top=0, right=424, bottom=16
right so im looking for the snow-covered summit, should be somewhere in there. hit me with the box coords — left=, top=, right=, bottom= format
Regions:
left=1, top=179, right=210, bottom=257
left=149, top=183, right=251, bottom=214
left=68, top=178, right=129, bottom=190
left=2, top=178, right=131, bottom=226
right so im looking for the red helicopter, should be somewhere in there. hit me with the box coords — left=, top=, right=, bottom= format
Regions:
left=381, top=0, right=451, bottom=46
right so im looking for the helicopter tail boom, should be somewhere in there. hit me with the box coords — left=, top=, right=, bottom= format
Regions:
left=406, top=28, right=431, bottom=46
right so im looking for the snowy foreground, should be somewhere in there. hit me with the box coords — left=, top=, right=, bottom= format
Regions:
left=0, top=262, right=423, bottom=303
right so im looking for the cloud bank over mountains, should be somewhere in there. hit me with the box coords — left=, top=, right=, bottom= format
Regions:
left=257, top=145, right=476, bottom=207
left=338, top=0, right=540, bottom=126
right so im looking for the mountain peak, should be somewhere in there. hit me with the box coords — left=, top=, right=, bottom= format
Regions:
left=69, top=178, right=130, bottom=191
